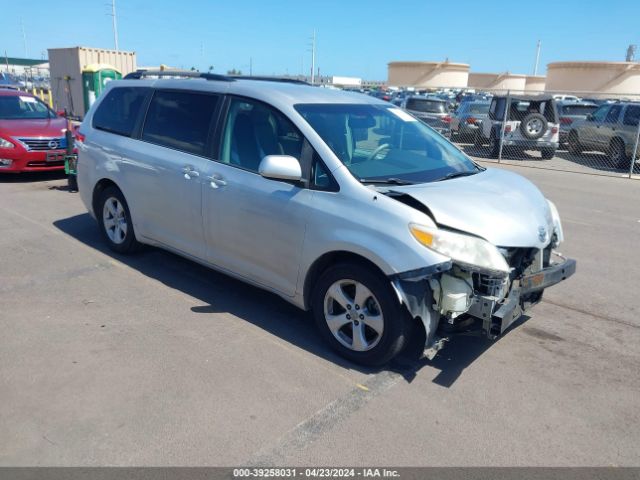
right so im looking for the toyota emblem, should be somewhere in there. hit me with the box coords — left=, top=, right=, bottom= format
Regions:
left=48, top=139, right=59, bottom=150
left=538, top=226, right=547, bottom=242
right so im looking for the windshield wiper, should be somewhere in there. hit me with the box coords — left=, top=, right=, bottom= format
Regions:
left=359, top=177, right=414, bottom=185
left=434, top=170, right=479, bottom=182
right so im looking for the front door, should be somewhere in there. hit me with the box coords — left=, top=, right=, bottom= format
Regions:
left=203, top=96, right=310, bottom=296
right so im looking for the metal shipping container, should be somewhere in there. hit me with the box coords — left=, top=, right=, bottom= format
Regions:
left=47, top=46, right=137, bottom=118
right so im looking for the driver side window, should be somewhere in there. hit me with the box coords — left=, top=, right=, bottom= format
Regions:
left=590, top=105, right=609, bottom=123
left=220, top=97, right=303, bottom=173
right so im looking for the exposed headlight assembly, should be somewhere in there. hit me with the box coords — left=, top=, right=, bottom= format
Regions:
left=546, top=199, right=564, bottom=245
left=409, top=223, right=509, bottom=275
left=0, top=138, right=15, bottom=148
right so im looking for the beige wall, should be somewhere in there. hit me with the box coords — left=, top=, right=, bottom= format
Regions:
left=468, top=72, right=527, bottom=91
left=48, top=47, right=137, bottom=117
left=525, top=75, right=546, bottom=92
left=388, top=61, right=469, bottom=88
left=546, top=62, right=640, bottom=96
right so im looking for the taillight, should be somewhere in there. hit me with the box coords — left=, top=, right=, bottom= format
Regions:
left=551, top=126, right=558, bottom=134
left=75, top=131, right=86, bottom=144
left=504, top=125, right=512, bottom=133
left=560, top=117, right=573, bottom=125
left=442, top=115, right=451, bottom=124
left=466, top=117, right=477, bottom=124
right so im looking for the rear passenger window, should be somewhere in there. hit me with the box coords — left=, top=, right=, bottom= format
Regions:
left=623, top=106, right=640, bottom=126
left=142, top=90, right=220, bottom=156
left=93, top=87, right=149, bottom=137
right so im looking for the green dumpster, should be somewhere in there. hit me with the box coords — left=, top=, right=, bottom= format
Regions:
left=82, top=63, right=122, bottom=114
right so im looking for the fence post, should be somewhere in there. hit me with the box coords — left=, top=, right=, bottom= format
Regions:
left=497, top=90, right=510, bottom=162
left=630, top=117, right=640, bottom=178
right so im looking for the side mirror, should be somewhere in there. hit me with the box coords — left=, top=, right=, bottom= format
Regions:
left=57, top=109, right=66, bottom=117
left=258, top=155, right=302, bottom=182
left=586, top=113, right=594, bottom=121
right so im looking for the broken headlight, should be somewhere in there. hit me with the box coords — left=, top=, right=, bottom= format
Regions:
left=409, top=223, right=510, bottom=276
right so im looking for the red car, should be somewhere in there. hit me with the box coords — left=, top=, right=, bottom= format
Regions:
left=0, top=88, right=70, bottom=173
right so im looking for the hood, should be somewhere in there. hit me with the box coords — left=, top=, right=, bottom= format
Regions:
left=0, top=117, right=67, bottom=138
left=389, top=168, right=553, bottom=248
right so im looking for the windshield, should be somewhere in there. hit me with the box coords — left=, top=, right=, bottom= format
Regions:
left=295, top=103, right=480, bottom=184
left=467, top=103, right=490, bottom=114
left=0, top=95, right=55, bottom=120
left=405, top=98, right=446, bottom=113
left=560, top=104, right=598, bottom=116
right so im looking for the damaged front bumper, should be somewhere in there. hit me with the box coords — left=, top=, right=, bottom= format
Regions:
left=391, top=253, right=576, bottom=353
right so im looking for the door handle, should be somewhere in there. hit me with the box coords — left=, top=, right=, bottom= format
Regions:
left=182, top=165, right=200, bottom=179
left=206, top=174, right=227, bottom=188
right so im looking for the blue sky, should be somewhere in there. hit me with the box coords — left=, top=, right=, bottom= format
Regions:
left=3, top=0, right=639, bottom=79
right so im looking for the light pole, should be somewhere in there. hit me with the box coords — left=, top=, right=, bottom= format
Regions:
left=111, top=0, right=119, bottom=52
left=533, top=40, right=541, bottom=76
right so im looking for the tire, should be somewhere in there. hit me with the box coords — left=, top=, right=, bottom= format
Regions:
left=488, top=132, right=500, bottom=158
left=67, top=174, right=78, bottom=192
left=519, top=113, right=548, bottom=140
left=311, top=262, right=411, bottom=366
left=609, top=139, right=628, bottom=169
left=540, top=148, right=556, bottom=160
left=97, top=186, right=141, bottom=254
left=473, top=132, right=485, bottom=147
left=567, top=131, right=582, bottom=154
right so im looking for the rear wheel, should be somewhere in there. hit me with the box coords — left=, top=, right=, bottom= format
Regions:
left=567, top=132, right=582, bottom=154
left=312, top=263, right=411, bottom=366
left=609, top=139, right=628, bottom=169
left=97, top=186, right=141, bottom=254
left=540, top=148, right=556, bottom=160
left=488, top=132, right=500, bottom=158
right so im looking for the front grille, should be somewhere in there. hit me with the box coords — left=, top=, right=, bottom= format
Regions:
left=17, top=137, right=66, bottom=151
left=26, top=160, right=65, bottom=167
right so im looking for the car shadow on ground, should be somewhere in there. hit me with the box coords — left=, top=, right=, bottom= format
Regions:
left=53, top=212, right=518, bottom=387
left=0, top=171, right=67, bottom=183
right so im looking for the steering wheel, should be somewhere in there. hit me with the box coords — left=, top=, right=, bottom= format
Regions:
left=366, top=143, right=390, bottom=161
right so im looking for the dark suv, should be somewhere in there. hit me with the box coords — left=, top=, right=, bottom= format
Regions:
left=567, top=102, right=640, bottom=169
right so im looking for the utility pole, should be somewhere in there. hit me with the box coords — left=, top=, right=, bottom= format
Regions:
left=310, top=29, right=316, bottom=85
left=111, top=0, right=119, bottom=52
left=21, top=18, right=28, bottom=58
left=533, top=40, right=541, bottom=75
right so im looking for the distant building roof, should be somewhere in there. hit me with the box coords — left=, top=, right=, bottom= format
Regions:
left=2, top=57, right=48, bottom=67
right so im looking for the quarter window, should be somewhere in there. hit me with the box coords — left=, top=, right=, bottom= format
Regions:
left=623, top=106, right=640, bottom=126
left=220, top=97, right=303, bottom=172
left=93, top=87, right=149, bottom=137
left=605, top=105, right=622, bottom=124
left=142, top=90, right=220, bottom=156
left=590, top=105, right=609, bottom=123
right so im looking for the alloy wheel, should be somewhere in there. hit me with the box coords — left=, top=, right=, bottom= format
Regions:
left=323, top=279, right=384, bottom=352
left=102, top=196, right=128, bottom=244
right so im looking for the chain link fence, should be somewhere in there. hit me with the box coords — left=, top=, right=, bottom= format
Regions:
left=442, top=89, right=640, bottom=179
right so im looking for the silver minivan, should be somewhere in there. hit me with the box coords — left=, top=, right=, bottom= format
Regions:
left=77, top=71, right=575, bottom=366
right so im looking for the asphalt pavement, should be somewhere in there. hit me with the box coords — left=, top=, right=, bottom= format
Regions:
left=1, top=166, right=639, bottom=466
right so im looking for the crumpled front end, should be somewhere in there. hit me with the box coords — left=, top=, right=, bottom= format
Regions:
left=391, top=240, right=576, bottom=354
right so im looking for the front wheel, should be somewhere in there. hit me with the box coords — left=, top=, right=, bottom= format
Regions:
left=97, top=186, right=141, bottom=254
left=312, top=263, right=411, bottom=366
left=488, top=133, right=500, bottom=158
left=540, top=148, right=556, bottom=160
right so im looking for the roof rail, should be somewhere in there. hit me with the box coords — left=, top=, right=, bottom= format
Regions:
left=123, top=69, right=234, bottom=82
left=231, top=76, right=310, bottom=85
